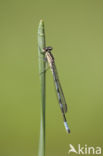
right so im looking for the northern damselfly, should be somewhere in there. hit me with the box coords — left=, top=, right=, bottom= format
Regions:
left=43, top=46, right=70, bottom=133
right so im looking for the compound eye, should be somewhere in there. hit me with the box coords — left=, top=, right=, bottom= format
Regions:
left=48, top=47, right=53, bottom=51
left=43, top=47, right=48, bottom=51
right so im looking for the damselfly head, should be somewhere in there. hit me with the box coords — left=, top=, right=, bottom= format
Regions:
left=43, top=46, right=53, bottom=52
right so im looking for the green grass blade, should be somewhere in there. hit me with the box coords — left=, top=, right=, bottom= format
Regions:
left=38, top=20, right=46, bottom=156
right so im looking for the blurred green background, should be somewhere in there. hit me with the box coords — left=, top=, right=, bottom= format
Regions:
left=0, top=0, right=103, bottom=156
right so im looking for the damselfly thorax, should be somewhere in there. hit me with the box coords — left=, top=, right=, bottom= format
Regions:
left=43, top=47, right=54, bottom=72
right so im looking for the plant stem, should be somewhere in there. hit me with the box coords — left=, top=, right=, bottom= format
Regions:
left=38, top=20, right=46, bottom=156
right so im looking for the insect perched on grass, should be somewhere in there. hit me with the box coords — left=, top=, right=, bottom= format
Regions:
left=42, top=46, right=70, bottom=133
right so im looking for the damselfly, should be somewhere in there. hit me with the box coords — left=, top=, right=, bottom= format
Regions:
left=43, top=46, right=70, bottom=133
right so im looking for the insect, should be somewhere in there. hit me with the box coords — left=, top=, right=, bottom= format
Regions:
left=42, top=46, right=70, bottom=133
